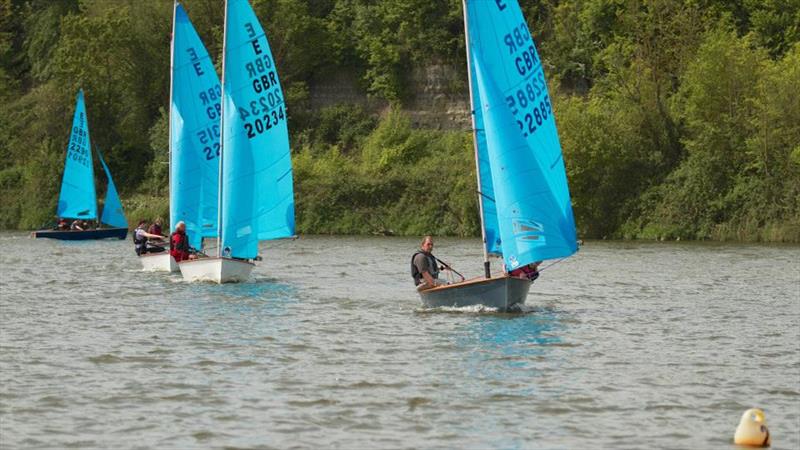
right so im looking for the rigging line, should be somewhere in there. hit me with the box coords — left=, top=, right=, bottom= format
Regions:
left=539, top=256, right=569, bottom=272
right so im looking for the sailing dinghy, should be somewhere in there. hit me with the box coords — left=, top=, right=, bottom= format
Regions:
left=32, top=90, right=129, bottom=240
left=179, top=0, right=295, bottom=283
left=140, top=2, right=221, bottom=272
left=419, top=0, right=578, bottom=311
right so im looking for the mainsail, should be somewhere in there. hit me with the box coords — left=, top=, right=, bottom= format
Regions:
left=96, top=148, right=128, bottom=229
left=56, top=90, right=97, bottom=220
left=465, top=0, right=577, bottom=269
left=219, top=0, right=295, bottom=259
left=170, top=2, right=221, bottom=248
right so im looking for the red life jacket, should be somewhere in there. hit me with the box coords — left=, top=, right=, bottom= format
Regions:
left=170, top=231, right=190, bottom=261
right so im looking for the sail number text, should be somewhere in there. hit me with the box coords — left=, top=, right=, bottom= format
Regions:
left=504, top=23, right=539, bottom=77
left=238, top=22, right=286, bottom=140
left=197, top=125, right=220, bottom=161
left=198, top=84, right=221, bottom=121
left=500, top=22, right=553, bottom=138
left=242, top=106, right=285, bottom=139
left=68, top=118, right=91, bottom=168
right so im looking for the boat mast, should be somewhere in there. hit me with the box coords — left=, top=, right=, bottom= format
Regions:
left=462, top=0, right=491, bottom=279
left=168, top=0, right=177, bottom=232
left=85, top=91, right=100, bottom=226
left=216, top=0, right=229, bottom=258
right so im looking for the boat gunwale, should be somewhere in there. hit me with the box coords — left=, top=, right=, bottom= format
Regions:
left=138, top=251, right=170, bottom=259
left=31, top=227, right=128, bottom=238
left=420, top=274, right=529, bottom=294
left=177, top=256, right=255, bottom=267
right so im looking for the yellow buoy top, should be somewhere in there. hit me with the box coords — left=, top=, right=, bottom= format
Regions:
left=734, top=408, right=771, bottom=447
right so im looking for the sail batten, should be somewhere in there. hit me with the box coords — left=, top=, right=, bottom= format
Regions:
left=219, top=0, right=295, bottom=259
left=465, top=0, right=577, bottom=269
left=56, top=90, right=97, bottom=220
left=170, top=2, right=221, bottom=249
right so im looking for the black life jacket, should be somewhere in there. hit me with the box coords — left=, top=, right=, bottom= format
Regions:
left=410, top=251, right=439, bottom=286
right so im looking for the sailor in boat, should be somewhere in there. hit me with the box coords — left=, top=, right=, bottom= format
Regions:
left=169, top=221, right=196, bottom=263
left=133, top=220, right=167, bottom=255
left=56, top=218, right=69, bottom=231
left=508, top=261, right=542, bottom=281
left=411, top=236, right=449, bottom=290
left=148, top=218, right=164, bottom=236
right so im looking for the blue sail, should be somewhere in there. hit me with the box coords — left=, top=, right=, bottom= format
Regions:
left=56, top=90, right=97, bottom=220
left=96, top=148, right=128, bottom=228
left=219, top=0, right=295, bottom=259
left=467, top=0, right=577, bottom=268
left=170, top=2, right=221, bottom=249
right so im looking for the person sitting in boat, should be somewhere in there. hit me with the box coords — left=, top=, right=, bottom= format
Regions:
left=509, top=261, right=542, bottom=281
left=56, top=218, right=69, bottom=230
left=411, top=235, right=447, bottom=290
left=70, top=219, right=84, bottom=231
left=170, top=221, right=195, bottom=262
left=133, top=220, right=166, bottom=255
left=148, top=218, right=163, bottom=236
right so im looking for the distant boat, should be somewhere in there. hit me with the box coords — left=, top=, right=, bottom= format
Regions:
left=179, top=0, right=295, bottom=283
left=140, top=1, right=221, bottom=272
left=418, top=0, right=578, bottom=311
left=32, top=90, right=128, bottom=241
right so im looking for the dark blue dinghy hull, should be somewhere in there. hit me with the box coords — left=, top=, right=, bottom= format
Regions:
left=31, top=227, right=128, bottom=240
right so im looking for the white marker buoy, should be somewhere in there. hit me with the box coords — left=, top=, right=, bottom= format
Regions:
left=734, top=408, right=771, bottom=447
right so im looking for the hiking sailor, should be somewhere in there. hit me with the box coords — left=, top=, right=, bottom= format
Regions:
left=170, top=221, right=195, bottom=262
left=133, top=220, right=167, bottom=255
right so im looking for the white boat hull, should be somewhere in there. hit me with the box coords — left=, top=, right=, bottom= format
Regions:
left=418, top=275, right=531, bottom=312
left=138, top=253, right=178, bottom=272
left=178, top=257, right=254, bottom=283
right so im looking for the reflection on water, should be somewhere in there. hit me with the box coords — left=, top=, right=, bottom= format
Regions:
left=188, top=276, right=299, bottom=304
left=467, top=307, right=566, bottom=347
left=454, top=308, right=567, bottom=402
left=1, top=234, right=798, bottom=449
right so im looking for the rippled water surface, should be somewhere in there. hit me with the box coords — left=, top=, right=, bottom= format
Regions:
left=1, top=233, right=799, bottom=449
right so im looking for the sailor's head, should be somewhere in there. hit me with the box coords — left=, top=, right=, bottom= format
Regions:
left=138, top=219, right=147, bottom=227
left=154, top=218, right=162, bottom=225
left=421, top=235, right=434, bottom=252
left=175, top=221, right=186, bottom=232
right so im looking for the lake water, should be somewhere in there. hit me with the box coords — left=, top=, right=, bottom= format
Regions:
left=1, top=233, right=798, bottom=449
